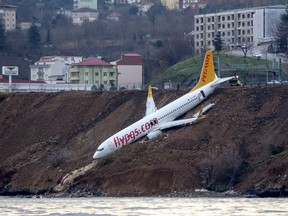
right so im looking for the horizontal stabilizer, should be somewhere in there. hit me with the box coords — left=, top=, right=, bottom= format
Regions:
left=211, top=77, right=235, bottom=87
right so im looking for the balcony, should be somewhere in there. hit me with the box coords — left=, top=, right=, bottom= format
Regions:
left=70, top=76, right=80, bottom=81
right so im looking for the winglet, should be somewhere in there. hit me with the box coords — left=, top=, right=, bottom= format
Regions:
left=145, top=85, right=157, bottom=116
left=198, top=105, right=203, bottom=118
left=191, top=50, right=217, bottom=92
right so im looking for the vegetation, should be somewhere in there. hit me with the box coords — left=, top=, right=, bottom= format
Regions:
left=0, top=22, right=6, bottom=51
left=152, top=52, right=276, bottom=87
left=213, top=32, right=223, bottom=54
left=276, top=6, right=288, bottom=53
left=0, top=0, right=287, bottom=83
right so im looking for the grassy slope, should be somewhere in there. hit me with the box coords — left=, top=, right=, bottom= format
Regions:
left=153, top=52, right=276, bottom=86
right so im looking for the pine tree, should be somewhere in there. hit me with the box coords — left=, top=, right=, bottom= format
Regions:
left=276, top=7, right=288, bottom=53
left=0, top=21, right=6, bottom=52
left=28, top=24, right=41, bottom=49
left=213, top=31, right=223, bottom=54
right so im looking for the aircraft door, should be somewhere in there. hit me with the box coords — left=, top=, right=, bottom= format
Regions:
left=198, top=90, right=206, bottom=101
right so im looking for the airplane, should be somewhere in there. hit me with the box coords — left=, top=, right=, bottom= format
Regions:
left=93, top=49, right=235, bottom=159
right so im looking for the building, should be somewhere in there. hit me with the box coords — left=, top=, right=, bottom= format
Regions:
left=112, top=53, right=143, bottom=90
left=0, top=2, right=16, bottom=31
left=182, top=0, right=207, bottom=10
left=30, top=55, right=83, bottom=83
left=69, top=57, right=117, bottom=90
left=72, top=7, right=99, bottom=24
left=107, top=12, right=121, bottom=22
left=161, top=0, right=181, bottom=10
left=74, top=0, right=98, bottom=10
left=194, top=5, right=287, bottom=55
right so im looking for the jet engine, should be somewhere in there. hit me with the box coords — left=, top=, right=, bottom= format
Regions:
left=147, top=130, right=162, bottom=139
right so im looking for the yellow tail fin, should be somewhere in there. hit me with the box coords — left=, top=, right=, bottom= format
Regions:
left=148, top=85, right=153, bottom=98
left=191, top=50, right=217, bottom=91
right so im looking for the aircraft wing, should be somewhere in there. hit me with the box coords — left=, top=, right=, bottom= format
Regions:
left=156, top=103, right=215, bottom=131
left=157, top=117, right=199, bottom=130
left=145, top=85, right=157, bottom=116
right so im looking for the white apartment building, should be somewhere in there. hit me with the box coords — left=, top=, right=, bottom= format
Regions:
left=72, top=7, right=99, bottom=24
left=0, top=2, right=16, bottom=31
left=74, top=0, right=98, bottom=10
left=30, top=55, right=83, bottom=83
left=194, top=5, right=287, bottom=55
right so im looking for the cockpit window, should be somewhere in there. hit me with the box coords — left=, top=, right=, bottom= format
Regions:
left=97, top=148, right=104, bottom=151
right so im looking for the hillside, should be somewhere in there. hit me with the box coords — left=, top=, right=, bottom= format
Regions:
left=0, top=85, right=287, bottom=197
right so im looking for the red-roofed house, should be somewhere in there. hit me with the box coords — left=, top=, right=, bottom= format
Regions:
left=111, top=53, right=143, bottom=89
left=69, top=57, right=117, bottom=90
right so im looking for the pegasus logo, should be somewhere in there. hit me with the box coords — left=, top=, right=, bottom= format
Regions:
left=201, top=53, right=211, bottom=82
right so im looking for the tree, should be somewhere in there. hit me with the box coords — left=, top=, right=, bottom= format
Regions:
left=276, top=6, right=288, bottom=53
left=27, top=24, right=41, bottom=49
left=129, top=6, right=139, bottom=15
left=213, top=31, right=223, bottom=54
left=0, top=22, right=6, bottom=52
left=147, top=1, right=166, bottom=36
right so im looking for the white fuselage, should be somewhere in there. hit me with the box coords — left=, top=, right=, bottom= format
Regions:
left=93, top=82, right=217, bottom=159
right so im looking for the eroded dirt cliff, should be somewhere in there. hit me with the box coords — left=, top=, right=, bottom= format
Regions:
left=0, top=86, right=287, bottom=197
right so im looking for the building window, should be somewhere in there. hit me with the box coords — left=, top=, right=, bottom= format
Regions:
left=212, top=17, right=214, bottom=22
left=104, top=81, right=108, bottom=84
left=242, top=22, right=245, bottom=27
left=242, top=14, right=245, bottom=19
left=222, top=16, right=225, bottom=21
left=103, top=72, right=107, bottom=76
left=85, top=80, right=88, bottom=84
left=222, top=24, right=225, bottom=28
left=95, top=72, right=99, bottom=76
left=85, top=72, right=88, bottom=76
left=109, top=72, right=114, bottom=76
left=208, top=17, right=210, bottom=22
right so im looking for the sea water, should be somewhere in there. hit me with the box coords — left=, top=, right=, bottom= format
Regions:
left=0, top=197, right=287, bottom=216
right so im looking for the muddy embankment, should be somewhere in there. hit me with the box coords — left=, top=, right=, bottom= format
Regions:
left=0, top=85, right=287, bottom=197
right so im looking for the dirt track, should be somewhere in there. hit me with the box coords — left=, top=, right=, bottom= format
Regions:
left=0, top=85, right=287, bottom=197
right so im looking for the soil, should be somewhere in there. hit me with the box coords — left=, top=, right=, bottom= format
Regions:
left=0, top=85, right=287, bottom=197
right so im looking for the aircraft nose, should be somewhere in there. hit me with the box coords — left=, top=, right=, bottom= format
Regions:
left=93, top=151, right=100, bottom=159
